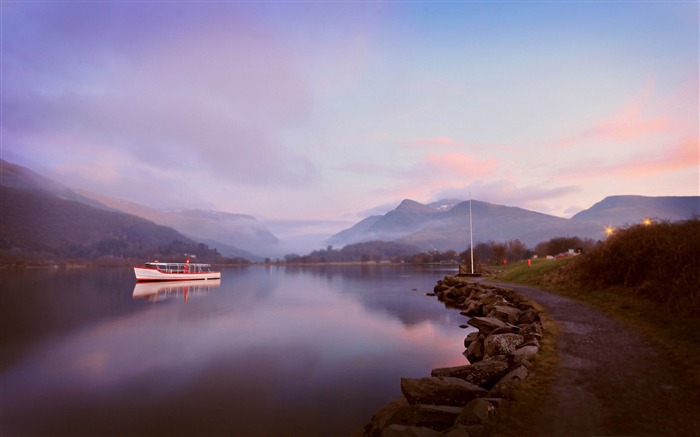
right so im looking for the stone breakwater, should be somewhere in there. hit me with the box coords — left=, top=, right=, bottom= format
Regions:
left=360, top=276, right=544, bottom=437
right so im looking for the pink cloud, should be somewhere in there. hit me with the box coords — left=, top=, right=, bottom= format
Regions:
left=554, top=82, right=671, bottom=150
left=558, top=137, right=699, bottom=180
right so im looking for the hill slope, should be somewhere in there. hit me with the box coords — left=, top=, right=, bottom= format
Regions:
left=0, top=185, right=222, bottom=264
left=571, top=195, right=699, bottom=225
left=75, top=190, right=277, bottom=259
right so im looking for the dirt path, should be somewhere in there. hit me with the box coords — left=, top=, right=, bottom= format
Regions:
left=486, top=281, right=700, bottom=437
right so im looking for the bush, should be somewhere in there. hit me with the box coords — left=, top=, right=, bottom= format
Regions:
left=567, top=218, right=700, bottom=316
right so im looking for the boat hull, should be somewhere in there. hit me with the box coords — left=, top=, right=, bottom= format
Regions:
left=134, top=267, right=221, bottom=282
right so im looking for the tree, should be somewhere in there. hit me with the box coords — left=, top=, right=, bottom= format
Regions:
left=491, top=242, right=507, bottom=263
left=506, top=239, right=528, bottom=261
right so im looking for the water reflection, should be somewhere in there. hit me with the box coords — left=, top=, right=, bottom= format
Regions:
left=132, top=280, right=221, bottom=303
left=1, top=266, right=468, bottom=436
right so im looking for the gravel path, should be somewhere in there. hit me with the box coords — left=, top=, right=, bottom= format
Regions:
left=487, top=281, right=700, bottom=437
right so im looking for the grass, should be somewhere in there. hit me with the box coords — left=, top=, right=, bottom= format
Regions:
left=493, top=254, right=700, bottom=387
left=484, top=302, right=560, bottom=437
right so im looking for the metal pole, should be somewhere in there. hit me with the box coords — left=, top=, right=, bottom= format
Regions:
left=469, top=192, right=474, bottom=274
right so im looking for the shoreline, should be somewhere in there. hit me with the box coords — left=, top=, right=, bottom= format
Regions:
left=360, top=275, right=545, bottom=436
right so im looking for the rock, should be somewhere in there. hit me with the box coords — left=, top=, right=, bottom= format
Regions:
left=518, top=308, right=538, bottom=324
left=434, top=283, right=451, bottom=293
left=467, top=317, right=507, bottom=335
left=461, top=300, right=483, bottom=316
left=380, top=424, right=442, bottom=437
left=363, top=397, right=410, bottom=437
left=447, top=424, right=486, bottom=437
left=520, top=337, right=540, bottom=348
left=478, top=293, right=503, bottom=306
left=465, top=338, right=484, bottom=363
left=492, top=305, right=521, bottom=325
left=401, top=377, right=488, bottom=406
left=490, top=325, right=521, bottom=335
left=488, top=365, right=529, bottom=398
left=483, top=333, right=524, bottom=356
left=389, top=404, right=462, bottom=431
left=463, top=331, right=480, bottom=347
left=510, top=345, right=539, bottom=367
left=442, top=424, right=472, bottom=436
left=454, top=398, right=497, bottom=426
left=431, top=359, right=510, bottom=388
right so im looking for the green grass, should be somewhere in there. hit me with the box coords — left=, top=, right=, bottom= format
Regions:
left=495, top=257, right=575, bottom=286
left=484, top=305, right=560, bottom=437
left=492, top=253, right=700, bottom=388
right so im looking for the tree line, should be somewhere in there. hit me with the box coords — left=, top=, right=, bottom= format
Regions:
left=278, top=236, right=599, bottom=265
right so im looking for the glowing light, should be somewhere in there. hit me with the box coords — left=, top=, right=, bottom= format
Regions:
left=643, top=218, right=652, bottom=226
left=605, top=226, right=614, bottom=236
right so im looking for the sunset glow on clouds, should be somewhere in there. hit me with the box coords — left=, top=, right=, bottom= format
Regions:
left=2, top=1, right=698, bottom=237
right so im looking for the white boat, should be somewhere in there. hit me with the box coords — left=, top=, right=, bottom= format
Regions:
left=134, top=261, right=221, bottom=282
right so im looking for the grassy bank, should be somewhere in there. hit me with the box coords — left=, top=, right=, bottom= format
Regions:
left=481, top=220, right=700, bottom=435
left=493, top=218, right=700, bottom=386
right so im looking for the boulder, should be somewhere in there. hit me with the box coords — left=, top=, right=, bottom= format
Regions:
left=463, top=331, right=480, bottom=348
left=431, top=359, right=510, bottom=388
left=461, top=300, right=483, bottom=316
left=442, top=425, right=472, bottom=437
left=490, top=325, right=521, bottom=335
left=483, top=333, right=524, bottom=356
left=478, top=293, right=503, bottom=306
left=467, top=317, right=507, bottom=335
left=488, top=365, right=529, bottom=398
left=400, top=377, right=487, bottom=406
left=518, top=308, right=538, bottom=324
left=454, top=398, right=497, bottom=426
left=388, top=404, right=462, bottom=431
left=492, top=305, right=521, bottom=325
left=363, top=397, right=410, bottom=437
left=465, top=338, right=484, bottom=363
left=380, top=425, right=442, bottom=437
left=510, top=345, right=539, bottom=367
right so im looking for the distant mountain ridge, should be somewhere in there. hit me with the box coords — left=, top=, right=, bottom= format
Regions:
left=329, top=195, right=699, bottom=250
left=75, top=190, right=278, bottom=259
left=571, top=195, right=699, bottom=224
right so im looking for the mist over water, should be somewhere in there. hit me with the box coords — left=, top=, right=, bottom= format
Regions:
left=1, top=265, right=470, bottom=436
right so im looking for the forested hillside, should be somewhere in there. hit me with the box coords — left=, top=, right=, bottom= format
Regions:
left=1, top=186, right=222, bottom=264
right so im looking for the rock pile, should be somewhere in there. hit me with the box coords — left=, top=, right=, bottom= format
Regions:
left=361, top=276, right=544, bottom=437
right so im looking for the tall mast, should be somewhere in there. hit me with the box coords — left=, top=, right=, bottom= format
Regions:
left=469, top=192, right=474, bottom=274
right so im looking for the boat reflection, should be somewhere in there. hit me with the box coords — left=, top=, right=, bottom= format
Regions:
left=132, top=280, right=221, bottom=303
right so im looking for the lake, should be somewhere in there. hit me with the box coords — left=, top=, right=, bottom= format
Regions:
left=1, top=265, right=472, bottom=436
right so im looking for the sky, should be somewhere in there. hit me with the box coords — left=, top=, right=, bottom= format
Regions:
left=2, top=1, right=698, bottom=238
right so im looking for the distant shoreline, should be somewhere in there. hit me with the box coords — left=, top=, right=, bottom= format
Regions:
left=1, top=259, right=460, bottom=269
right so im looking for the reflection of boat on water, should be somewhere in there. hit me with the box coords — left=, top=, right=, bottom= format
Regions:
left=134, top=260, right=221, bottom=282
left=132, top=279, right=221, bottom=303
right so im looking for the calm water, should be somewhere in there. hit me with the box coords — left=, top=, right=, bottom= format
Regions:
left=1, top=265, right=472, bottom=436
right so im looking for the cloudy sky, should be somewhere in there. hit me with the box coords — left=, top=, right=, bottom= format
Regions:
left=2, top=1, right=698, bottom=234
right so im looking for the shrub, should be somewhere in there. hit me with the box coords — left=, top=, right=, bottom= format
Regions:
left=567, top=218, right=700, bottom=316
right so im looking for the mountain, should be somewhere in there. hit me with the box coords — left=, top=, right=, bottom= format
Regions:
left=0, top=185, right=222, bottom=263
left=571, top=195, right=699, bottom=225
left=75, top=190, right=278, bottom=260
left=0, top=159, right=109, bottom=210
left=329, top=196, right=700, bottom=251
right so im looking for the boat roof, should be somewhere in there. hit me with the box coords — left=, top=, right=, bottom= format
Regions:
left=145, top=261, right=212, bottom=267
